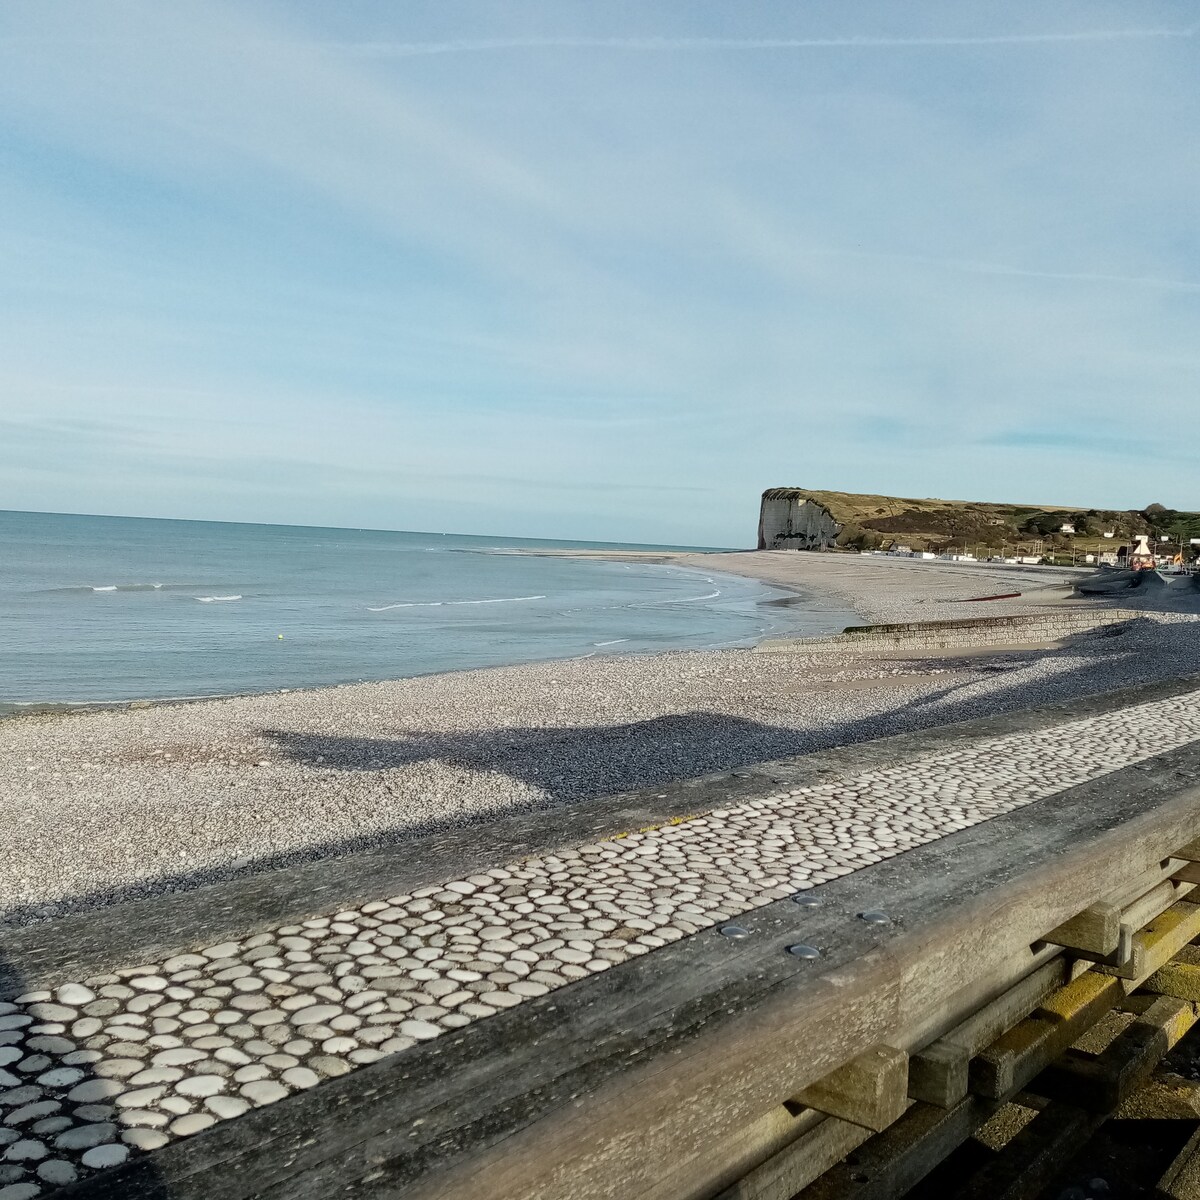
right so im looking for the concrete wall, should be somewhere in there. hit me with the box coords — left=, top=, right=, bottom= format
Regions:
left=758, top=495, right=841, bottom=550
left=757, top=609, right=1140, bottom=654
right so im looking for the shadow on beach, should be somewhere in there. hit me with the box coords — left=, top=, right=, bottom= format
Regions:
left=252, top=624, right=1174, bottom=805
left=1, top=623, right=1184, bottom=933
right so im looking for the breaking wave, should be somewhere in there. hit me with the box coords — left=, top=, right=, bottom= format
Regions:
left=666, top=589, right=721, bottom=603
left=61, top=583, right=168, bottom=593
left=195, top=595, right=242, bottom=603
left=367, top=594, right=546, bottom=612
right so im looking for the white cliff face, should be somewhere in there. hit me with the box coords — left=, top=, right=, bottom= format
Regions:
left=758, top=494, right=842, bottom=550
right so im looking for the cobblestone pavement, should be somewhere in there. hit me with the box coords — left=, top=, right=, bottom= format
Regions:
left=4, top=691, right=1200, bottom=1195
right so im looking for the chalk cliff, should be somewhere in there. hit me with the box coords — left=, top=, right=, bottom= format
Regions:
left=758, top=489, right=842, bottom=550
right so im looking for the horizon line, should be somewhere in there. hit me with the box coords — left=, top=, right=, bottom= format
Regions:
left=0, top=507, right=738, bottom=552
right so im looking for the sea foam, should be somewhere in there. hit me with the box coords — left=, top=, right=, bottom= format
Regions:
left=82, top=583, right=166, bottom=592
left=367, top=594, right=546, bottom=612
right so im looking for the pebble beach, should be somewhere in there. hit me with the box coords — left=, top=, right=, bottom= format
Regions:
left=4, top=551, right=1199, bottom=927
left=5, top=551, right=1200, bottom=1192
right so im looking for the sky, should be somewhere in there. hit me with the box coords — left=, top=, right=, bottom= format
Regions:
left=1, top=1, right=1198, bottom=547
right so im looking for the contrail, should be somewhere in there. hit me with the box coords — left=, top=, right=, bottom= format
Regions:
left=820, top=246, right=1200, bottom=293
left=344, top=27, right=1198, bottom=57
left=951, top=261, right=1200, bottom=293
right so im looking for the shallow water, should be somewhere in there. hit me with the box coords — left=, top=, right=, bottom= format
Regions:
left=0, top=510, right=857, bottom=709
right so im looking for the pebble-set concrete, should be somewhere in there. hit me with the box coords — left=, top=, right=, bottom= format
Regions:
left=4, top=691, right=1200, bottom=1195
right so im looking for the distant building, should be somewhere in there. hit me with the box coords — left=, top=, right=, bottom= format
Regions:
left=1060, top=523, right=1076, bottom=534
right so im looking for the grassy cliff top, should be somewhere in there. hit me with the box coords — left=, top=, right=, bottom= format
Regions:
left=762, top=488, right=1200, bottom=553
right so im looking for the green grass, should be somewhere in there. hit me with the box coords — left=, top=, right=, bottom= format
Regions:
left=764, top=488, right=1198, bottom=554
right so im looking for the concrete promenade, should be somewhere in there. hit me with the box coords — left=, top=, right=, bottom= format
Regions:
left=5, top=677, right=1200, bottom=1196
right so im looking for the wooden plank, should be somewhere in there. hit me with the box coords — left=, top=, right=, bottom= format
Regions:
left=1158, top=1123, right=1200, bottom=1199
left=1105, top=857, right=1191, bottom=911
left=1095, top=900, right=1200, bottom=982
left=1057, top=922, right=1133, bottom=968
left=657, top=1106, right=824, bottom=1200
left=1172, top=838, right=1200, bottom=862
left=907, top=1042, right=971, bottom=1110
left=1144, top=946, right=1200, bottom=1002
left=793, top=1045, right=909, bottom=1132
left=794, top=1098, right=997, bottom=1200
left=1044, top=903, right=1121, bottom=954
left=970, top=971, right=1123, bottom=1100
left=1034, top=995, right=1197, bottom=1111
left=1081, top=923, right=1132, bottom=969
left=898, top=941, right=1066, bottom=1062
left=1173, top=862, right=1200, bottom=886
left=713, top=1114, right=875, bottom=1200
left=908, top=960, right=1068, bottom=1107
left=1121, top=879, right=1197, bottom=933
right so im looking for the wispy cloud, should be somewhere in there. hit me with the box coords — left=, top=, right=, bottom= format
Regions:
left=2, top=1, right=1199, bottom=539
left=794, top=246, right=1200, bottom=294
left=981, top=428, right=1190, bottom=463
left=343, top=27, right=1199, bottom=57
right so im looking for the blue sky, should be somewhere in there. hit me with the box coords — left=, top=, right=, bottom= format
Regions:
left=2, top=1, right=1197, bottom=547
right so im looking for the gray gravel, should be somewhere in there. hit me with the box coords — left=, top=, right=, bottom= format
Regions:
left=3, top=553, right=1198, bottom=927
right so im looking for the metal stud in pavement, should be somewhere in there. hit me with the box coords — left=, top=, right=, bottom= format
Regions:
left=787, top=944, right=821, bottom=959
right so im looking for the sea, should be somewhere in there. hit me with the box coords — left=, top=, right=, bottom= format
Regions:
left=0, top=510, right=857, bottom=714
